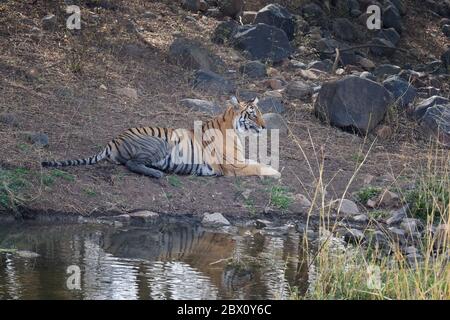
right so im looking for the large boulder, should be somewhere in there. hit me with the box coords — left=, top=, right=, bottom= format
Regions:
left=383, top=5, right=403, bottom=34
left=211, top=20, right=239, bottom=44
left=231, top=24, right=293, bottom=63
left=239, top=61, right=267, bottom=78
left=314, top=76, right=393, bottom=133
left=168, top=37, right=224, bottom=72
left=370, top=38, right=396, bottom=57
left=442, top=48, right=450, bottom=72
left=420, top=104, right=450, bottom=147
left=376, top=28, right=401, bottom=46
left=254, top=4, right=296, bottom=40
left=333, top=18, right=357, bottom=42
left=383, top=75, right=417, bottom=108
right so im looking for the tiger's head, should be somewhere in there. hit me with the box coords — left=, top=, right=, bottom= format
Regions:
left=234, top=97, right=266, bottom=136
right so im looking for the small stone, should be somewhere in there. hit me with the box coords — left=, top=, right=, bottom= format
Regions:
left=285, top=80, right=313, bottom=101
left=129, top=210, right=159, bottom=224
left=255, top=219, right=271, bottom=229
left=377, top=189, right=400, bottom=207
left=0, top=113, right=18, bottom=126
left=388, top=227, right=406, bottom=244
left=404, top=246, right=419, bottom=255
left=434, top=224, right=449, bottom=251
left=99, top=84, right=107, bottom=90
left=117, top=87, right=138, bottom=100
left=352, top=214, right=369, bottom=223
left=340, top=228, right=365, bottom=244
left=29, top=132, right=49, bottom=147
left=239, top=61, right=267, bottom=79
left=266, top=78, right=283, bottom=90
left=180, top=98, right=222, bottom=115
left=331, top=199, right=360, bottom=216
left=367, top=199, right=377, bottom=208
left=400, top=218, right=419, bottom=234
left=293, top=194, right=312, bottom=208
left=192, top=69, right=236, bottom=95
left=386, top=206, right=408, bottom=225
left=256, top=96, right=285, bottom=113
left=202, top=212, right=230, bottom=227
left=357, top=57, right=376, bottom=71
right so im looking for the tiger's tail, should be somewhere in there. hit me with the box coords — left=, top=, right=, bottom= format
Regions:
left=41, top=147, right=111, bottom=168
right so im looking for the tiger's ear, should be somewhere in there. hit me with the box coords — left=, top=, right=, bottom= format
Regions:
left=229, top=95, right=243, bottom=111
left=252, top=97, right=259, bottom=106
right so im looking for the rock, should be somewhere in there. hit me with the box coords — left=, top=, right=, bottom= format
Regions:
left=413, top=96, right=449, bottom=120
left=262, top=113, right=288, bottom=135
left=388, top=227, right=406, bottom=244
left=352, top=214, right=369, bottom=223
left=117, top=87, right=138, bottom=100
left=254, top=4, right=296, bottom=40
left=231, top=24, right=293, bottom=63
left=386, top=206, right=408, bottom=225
left=285, top=80, right=313, bottom=101
left=314, top=76, right=393, bottom=133
left=357, top=57, right=376, bottom=71
left=441, top=18, right=450, bottom=28
left=360, top=71, right=377, bottom=81
left=376, top=28, right=401, bottom=46
left=218, top=0, right=244, bottom=19
left=255, top=219, right=271, bottom=229
left=442, top=48, right=450, bottom=71
left=29, top=132, right=49, bottom=147
left=443, top=24, right=450, bottom=37
left=383, top=5, right=403, bottom=34
left=211, top=20, right=239, bottom=44
left=257, top=96, right=285, bottom=113
left=241, top=11, right=257, bottom=24
left=129, top=210, right=159, bottom=224
left=400, top=218, right=420, bottom=234
left=168, top=37, right=224, bottom=72
left=373, top=64, right=401, bottom=78
left=266, top=79, right=284, bottom=90
left=341, top=228, right=365, bottom=244
left=42, top=14, right=57, bottom=31
left=307, top=60, right=333, bottom=73
left=180, top=98, right=222, bottom=115
left=434, top=224, right=449, bottom=251
left=390, top=0, right=408, bottom=16
left=420, top=103, right=450, bottom=147
left=0, top=113, right=18, bottom=126
left=417, top=86, right=441, bottom=99
left=331, top=199, right=360, bottom=216
left=383, top=76, right=417, bottom=108
left=301, top=3, right=325, bottom=25
left=293, top=194, right=312, bottom=208
left=370, top=38, right=396, bottom=57
left=333, top=18, right=357, bottom=42
left=98, top=214, right=131, bottom=224
left=202, top=212, right=230, bottom=226
left=192, top=69, right=236, bottom=95
left=367, top=230, right=390, bottom=249
left=182, top=0, right=201, bottom=12
left=237, top=90, right=258, bottom=101
left=239, top=61, right=266, bottom=78
left=378, top=190, right=400, bottom=207
left=406, top=252, right=423, bottom=265
left=404, top=246, right=419, bottom=256
left=16, top=250, right=40, bottom=258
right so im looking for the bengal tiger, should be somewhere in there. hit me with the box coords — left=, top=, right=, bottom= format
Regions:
left=41, top=98, right=281, bottom=179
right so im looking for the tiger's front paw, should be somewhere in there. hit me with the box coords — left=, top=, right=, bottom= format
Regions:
left=260, top=166, right=281, bottom=179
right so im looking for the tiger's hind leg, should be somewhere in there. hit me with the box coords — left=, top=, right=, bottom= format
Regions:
left=126, top=160, right=164, bottom=179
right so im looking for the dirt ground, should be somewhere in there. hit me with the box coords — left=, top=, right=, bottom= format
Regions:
left=0, top=0, right=448, bottom=218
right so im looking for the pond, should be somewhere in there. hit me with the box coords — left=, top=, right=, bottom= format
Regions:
left=0, top=218, right=311, bottom=300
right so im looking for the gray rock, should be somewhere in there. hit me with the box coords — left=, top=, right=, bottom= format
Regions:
left=420, top=104, right=450, bottom=147
left=370, top=38, right=396, bottom=57
left=239, top=61, right=267, bottom=79
left=333, top=18, right=357, bottom=42
left=254, top=4, right=296, bottom=40
left=301, top=3, right=326, bottom=25
left=383, top=5, right=403, bottom=34
left=29, top=133, right=49, bottom=147
left=192, top=69, right=236, bottom=95
left=331, top=199, right=360, bottom=216
left=442, top=48, right=450, bottom=71
left=360, top=71, right=377, bottom=81
left=400, top=218, right=420, bottom=234
left=180, top=98, right=222, bottom=115
left=263, top=113, right=288, bottom=135
left=182, top=0, right=201, bottom=12
left=168, top=37, right=225, bottom=72
left=341, top=228, right=365, bottom=244
left=386, top=206, right=408, bottom=225
left=231, top=24, right=293, bottom=63
left=237, top=90, right=258, bottom=101
left=218, top=0, right=244, bottom=19
left=352, top=214, right=369, bottom=223
left=413, top=96, right=449, bottom=120
left=202, top=212, right=231, bottom=226
left=241, top=11, right=257, bottom=24
left=285, top=80, right=313, bottom=101
left=383, top=75, right=417, bottom=108
left=211, top=20, right=239, bottom=44
left=16, top=250, right=40, bottom=258
left=376, top=28, right=401, bottom=46
left=98, top=214, right=131, bottom=224
left=443, top=24, right=450, bottom=37
left=388, top=227, right=406, bottom=244
left=257, top=96, right=285, bottom=113
left=314, top=76, right=393, bottom=133
left=367, top=230, right=390, bottom=249
left=373, top=64, right=401, bottom=78
left=42, top=14, right=57, bottom=31
left=390, top=0, right=408, bottom=16
left=0, top=113, right=18, bottom=126
left=307, top=59, right=333, bottom=73
left=129, top=210, right=159, bottom=224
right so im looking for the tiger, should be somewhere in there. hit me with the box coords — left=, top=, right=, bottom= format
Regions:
left=41, top=98, right=281, bottom=179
